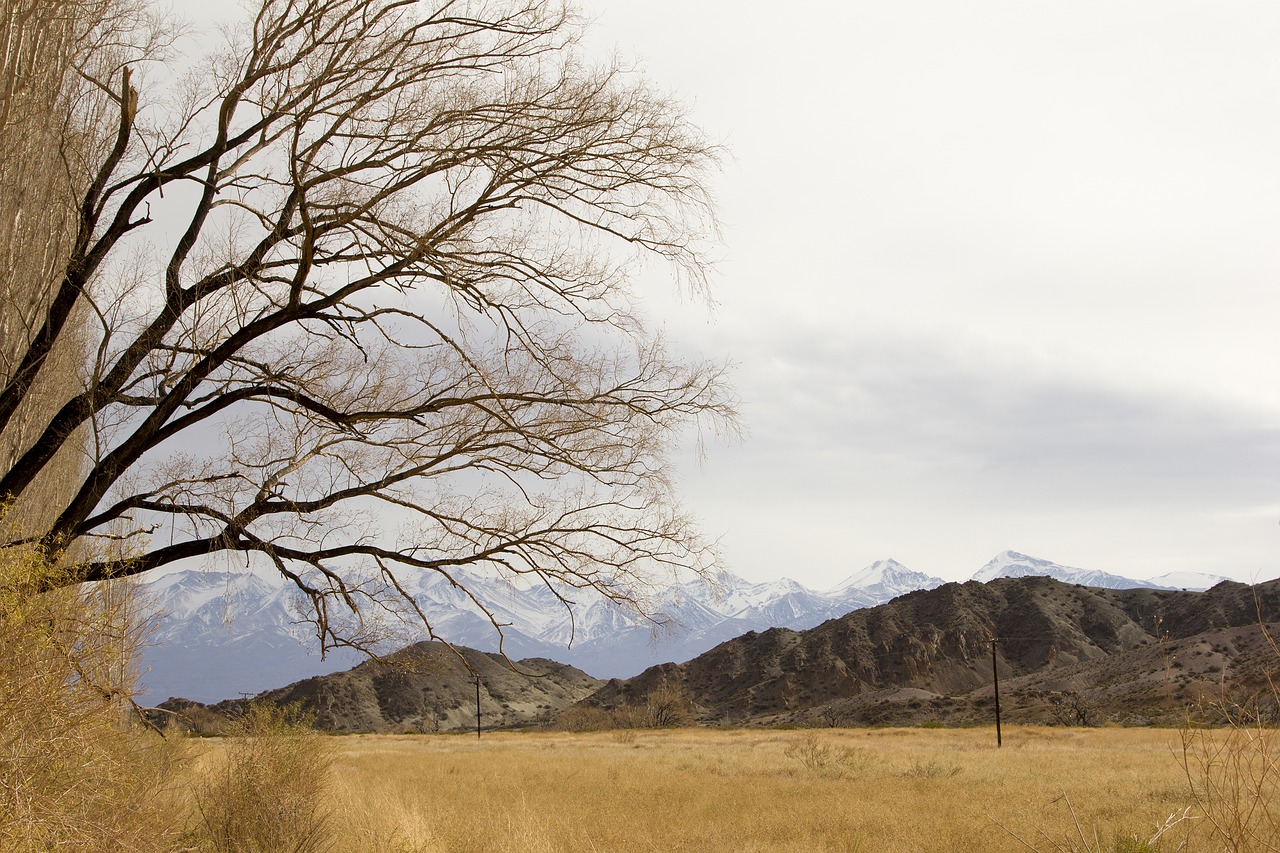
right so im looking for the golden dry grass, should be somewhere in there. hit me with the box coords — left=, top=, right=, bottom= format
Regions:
left=311, top=726, right=1202, bottom=852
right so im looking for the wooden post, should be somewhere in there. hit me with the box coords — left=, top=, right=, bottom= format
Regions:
left=475, top=676, right=482, bottom=739
left=990, top=638, right=1002, bottom=748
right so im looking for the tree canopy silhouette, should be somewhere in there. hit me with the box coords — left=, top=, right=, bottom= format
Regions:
left=0, top=0, right=734, bottom=653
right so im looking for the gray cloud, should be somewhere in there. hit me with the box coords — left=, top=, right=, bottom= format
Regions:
left=679, top=328, right=1280, bottom=583
left=741, top=330, right=1280, bottom=510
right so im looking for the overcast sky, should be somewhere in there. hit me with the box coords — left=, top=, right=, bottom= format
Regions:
left=165, top=1, right=1280, bottom=588
left=582, top=0, right=1280, bottom=586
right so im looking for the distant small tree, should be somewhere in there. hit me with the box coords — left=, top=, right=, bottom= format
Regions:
left=1046, top=690, right=1100, bottom=727
left=819, top=704, right=849, bottom=728
left=0, top=0, right=735, bottom=654
left=644, top=676, right=697, bottom=727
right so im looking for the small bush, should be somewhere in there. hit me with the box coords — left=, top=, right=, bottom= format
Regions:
left=784, top=733, right=873, bottom=777
left=902, top=759, right=961, bottom=780
left=189, top=702, right=333, bottom=853
left=784, top=733, right=834, bottom=770
left=554, top=704, right=615, bottom=732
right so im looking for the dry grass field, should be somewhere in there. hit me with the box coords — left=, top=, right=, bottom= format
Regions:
left=302, top=726, right=1209, bottom=852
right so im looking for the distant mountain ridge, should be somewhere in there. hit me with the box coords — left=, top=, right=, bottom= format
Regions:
left=136, top=550, right=1240, bottom=703
left=137, top=559, right=945, bottom=702
left=161, top=575, right=1280, bottom=733
left=583, top=576, right=1280, bottom=727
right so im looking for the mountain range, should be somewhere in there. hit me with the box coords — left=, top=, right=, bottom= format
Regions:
left=157, top=575, right=1280, bottom=734
left=135, top=550, right=1237, bottom=703
left=584, top=575, right=1280, bottom=728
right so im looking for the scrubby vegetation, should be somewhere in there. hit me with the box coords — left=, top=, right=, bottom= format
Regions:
left=186, top=703, right=333, bottom=853
left=0, top=546, right=180, bottom=851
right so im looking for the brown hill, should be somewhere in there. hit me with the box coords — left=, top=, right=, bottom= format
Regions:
left=157, top=641, right=601, bottom=734
left=580, top=576, right=1280, bottom=726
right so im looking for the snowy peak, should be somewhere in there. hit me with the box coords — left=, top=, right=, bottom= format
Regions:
left=1140, top=571, right=1234, bottom=592
left=836, top=558, right=945, bottom=599
left=973, top=550, right=1060, bottom=582
left=972, top=550, right=1163, bottom=590
left=837, top=558, right=910, bottom=587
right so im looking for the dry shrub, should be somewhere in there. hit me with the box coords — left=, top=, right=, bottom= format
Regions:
left=554, top=703, right=615, bottom=732
left=783, top=732, right=873, bottom=777
left=1179, top=690, right=1280, bottom=852
left=609, top=701, right=647, bottom=729
left=0, top=545, right=179, bottom=851
left=189, top=702, right=334, bottom=853
left=554, top=680, right=698, bottom=733
left=902, top=758, right=961, bottom=780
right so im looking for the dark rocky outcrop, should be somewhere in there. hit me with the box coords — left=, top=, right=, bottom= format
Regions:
left=581, top=577, right=1280, bottom=726
left=154, top=641, right=601, bottom=734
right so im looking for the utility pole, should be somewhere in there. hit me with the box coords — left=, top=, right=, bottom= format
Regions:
left=989, top=637, right=1002, bottom=748
left=475, top=676, right=482, bottom=740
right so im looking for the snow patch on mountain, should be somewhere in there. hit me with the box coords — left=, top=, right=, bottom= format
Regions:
left=1143, top=571, right=1234, bottom=591
left=972, top=550, right=1237, bottom=592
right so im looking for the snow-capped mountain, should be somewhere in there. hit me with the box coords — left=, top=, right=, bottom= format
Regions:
left=835, top=558, right=946, bottom=601
left=1144, top=570, right=1234, bottom=590
left=137, top=550, right=1240, bottom=704
left=971, top=550, right=1229, bottom=592
left=136, top=559, right=939, bottom=703
left=139, top=569, right=366, bottom=703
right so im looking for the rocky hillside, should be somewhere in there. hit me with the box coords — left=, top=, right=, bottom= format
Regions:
left=158, top=641, right=601, bottom=734
left=581, top=576, right=1280, bottom=726
left=138, top=561, right=947, bottom=702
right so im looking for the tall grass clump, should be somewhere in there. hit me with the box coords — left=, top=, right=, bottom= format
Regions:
left=189, top=702, right=334, bottom=853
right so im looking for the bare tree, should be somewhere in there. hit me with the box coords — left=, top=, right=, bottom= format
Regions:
left=0, top=0, right=734, bottom=654
left=0, top=7, right=189, bottom=846
left=1045, top=690, right=1100, bottom=727
left=643, top=676, right=697, bottom=727
left=0, top=0, right=163, bottom=541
